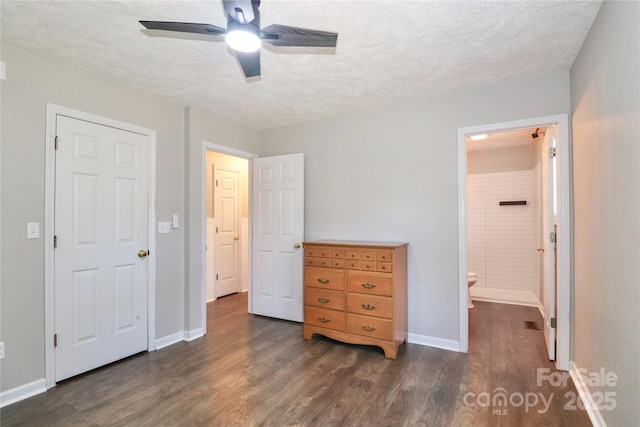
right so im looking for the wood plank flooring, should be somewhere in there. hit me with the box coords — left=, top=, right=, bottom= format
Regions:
left=1, top=294, right=591, bottom=426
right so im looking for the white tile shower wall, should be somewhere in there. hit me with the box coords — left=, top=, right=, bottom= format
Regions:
left=467, top=170, right=536, bottom=293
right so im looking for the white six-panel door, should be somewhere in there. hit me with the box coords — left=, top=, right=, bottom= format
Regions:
left=54, top=116, right=149, bottom=381
left=214, top=167, right=241, bottom=298
left=251, top=153, right=304, bottom=322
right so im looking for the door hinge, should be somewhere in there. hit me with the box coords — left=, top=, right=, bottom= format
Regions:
left=53, top=235, right=58, bottom=248
left=549, top=147, right=556, bottom=158
left=54, top=334, right=58, bottom=347
left=54, top=136, right=59, bottom=150
left=216, top=226, right=219, bottom=233
left=216, top=180, right=218, bottom=187
left=215, top=274, right=219, bottom=280
left=550, top=318, right=557, bottom=328
left=549, top=232, right=556, bottom=243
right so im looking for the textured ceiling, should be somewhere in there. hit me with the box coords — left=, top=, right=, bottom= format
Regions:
left=1, top=1, right=602, bottom=130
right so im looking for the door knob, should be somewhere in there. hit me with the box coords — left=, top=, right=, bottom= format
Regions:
left=234, top=236, right=240, bottom=241
left=537, top=247, right=545, bottom=252
left=138, top=250, right=148, bottom=258
left=294, top=242, right=302, bottom=249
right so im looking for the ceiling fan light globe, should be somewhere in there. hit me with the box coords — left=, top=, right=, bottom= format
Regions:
left=226, top=30, right=261, bottom=53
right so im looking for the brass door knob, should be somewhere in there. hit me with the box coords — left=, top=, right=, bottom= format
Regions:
left=294, top=242, right=302, bottom=249
left=138, top=250, right=148, bottom=258
left=537, top=247, right=545, bottom=252
left=234, top=236, right=240, bottom=241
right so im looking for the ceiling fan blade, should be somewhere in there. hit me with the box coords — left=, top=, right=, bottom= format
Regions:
left=139, top=21, right=226, bottom=35
left=261, top=24, right=337, bottom=47
left=235, top=50, right=261, bottom=78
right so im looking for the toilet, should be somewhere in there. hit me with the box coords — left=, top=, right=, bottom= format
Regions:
left=467, top=272, right=478, bottom=309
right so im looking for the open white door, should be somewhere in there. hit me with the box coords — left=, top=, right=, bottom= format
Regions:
left=541, top=127, right=556, bottom=361
left=251, top=153, right=304, bottom=322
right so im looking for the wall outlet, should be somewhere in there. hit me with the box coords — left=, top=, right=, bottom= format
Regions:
left=0, top=342, right=5, bottom=360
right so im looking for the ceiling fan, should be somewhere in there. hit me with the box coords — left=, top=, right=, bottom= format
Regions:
left=140, top=0, right=338, bottom=78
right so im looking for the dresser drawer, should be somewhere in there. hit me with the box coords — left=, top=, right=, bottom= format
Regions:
left=346, top=272, right=393, bottom=296
left=305, top=267, right=344, bottom=290
left=331, top=248, right=345, bottom=259
left=317, top=248, right=331, bottom=258
left=305, top=288, right=344, bottom=311
left=330, top=259, right=345, bottom=269
left=305, top=248, right=317, bottom=257
left=376, top=250, right=393, bottom=262
left=305, top=258, right=317, bottom=267
left=346, top=250, right=361, bottom=260
left=376, top=262, right=393, bottom=273
left=317, top=258, right=331, bottom=268
left=361, top=261, right=376, bottom=271
left=347, top=314, right=393, bottom=340
left=361, top=250, right=376, bottom=262
left=346, top=260, right=361, bottom=270
left=305, top=306, right=345, bottom=331
left=347, top=293, right=393, bottom=319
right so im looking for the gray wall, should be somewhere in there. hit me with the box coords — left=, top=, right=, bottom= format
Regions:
left=259, top=72, right=570, bottom=342
left=570, top=1, right=640, bottom=425
left=0, top=44, right=187, bottom=391
left=184, top=107, right=259, bottom=332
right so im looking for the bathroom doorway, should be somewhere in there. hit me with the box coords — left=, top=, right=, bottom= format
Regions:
left=205, top=149, right=250, bottom=302
left=457, top=114, right=571, bottom=371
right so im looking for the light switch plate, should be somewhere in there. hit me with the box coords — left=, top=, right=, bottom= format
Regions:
left=172, top=214, right=179, bottom=229
left=27, top=222, right=40, bottom=239
left=158, top=221, right=171, bottom=234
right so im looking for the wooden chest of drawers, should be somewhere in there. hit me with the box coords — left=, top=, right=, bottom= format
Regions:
left=303, top=240, right=408, bottom=359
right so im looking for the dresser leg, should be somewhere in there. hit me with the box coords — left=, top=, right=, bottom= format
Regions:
left=303, top=326, right=313, bottom=340
left=382, top=344, right=399, bottom=359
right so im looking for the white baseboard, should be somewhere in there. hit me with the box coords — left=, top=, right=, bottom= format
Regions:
left=538, top=302, right=545, bottom=318
left=156, top=327, right=205, bottom=349
left=470, top=287, right=540, bottom=307
left=570, top=361, right=608, bottom=427
left=0, top=378, right=46, bottom=408
left=155, top=331, right=185, bottom=350
left=184, top=327, right=205, bottom=342
left=408, top=333, right=460, bottom=352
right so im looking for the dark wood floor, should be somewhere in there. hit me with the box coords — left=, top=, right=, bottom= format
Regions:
left=1, top=294, right=590, bottom=426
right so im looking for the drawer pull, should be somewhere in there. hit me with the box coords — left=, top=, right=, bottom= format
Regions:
left=318, top=278, right=330, bottom=284
left=361, top=325, right=376, bottom=332
left=318, top=317, right=331, bottom=323
left=318, top=297, right=331, bottom=303
left=381, top=255, right=387, bottom=259
left=361, top=282, right=376, bottom=289
left=361, top=303, right=376, bottom=310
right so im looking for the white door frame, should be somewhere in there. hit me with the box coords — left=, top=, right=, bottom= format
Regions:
left=201, top=141, right=257, bottom=332
left=457, top=114, right=571, bottom=371
left=44, top=103, right=157, bottom=389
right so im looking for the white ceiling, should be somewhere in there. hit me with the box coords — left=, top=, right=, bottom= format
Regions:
left=1, top=1, right=602, bottom=130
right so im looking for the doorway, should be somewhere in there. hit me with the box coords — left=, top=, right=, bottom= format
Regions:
left=205, top=150, right=249, bottom=301
left=457, top=114, right=571, bottom=371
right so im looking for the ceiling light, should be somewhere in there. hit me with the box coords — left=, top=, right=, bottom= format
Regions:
left=225, top=23, right=261, bottom=53
left=470, top=134, right=488, bottom=141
